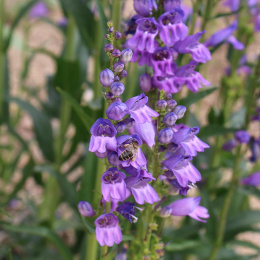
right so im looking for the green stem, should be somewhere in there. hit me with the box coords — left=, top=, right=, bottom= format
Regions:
left=112, top=0, right=122, bottom=31
left=189, top=0, right=202, bottom=35
left=209, top=145, right=242, bottom=260
left=201, top=0, right=213, bottom=40
left=0, top=0, right=5, bottom=122
left=86, top=233, right=98, bottom=260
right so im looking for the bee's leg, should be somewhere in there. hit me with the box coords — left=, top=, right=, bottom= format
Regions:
left=127, top=158, right=132, bottom=165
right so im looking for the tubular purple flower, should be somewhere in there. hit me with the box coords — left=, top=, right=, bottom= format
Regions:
left=108, top=151, right=121, bottom=166
left=164, top=0, right=181, bottom=12
left=158, top=128, right=174, bottom=144
left=29, top=1, right=49, bottom=19
left=101, top=167, right=127, bottom=202
left=153, top=74, right=180, bottom=93
left=100, top=69, right=114, bottom=87
left=115, top=121, right=127, bottom=133
left=95, top=150, right=109, bottom=158
left=125, top=169, right=159, bottom=205
left=222, top=139, right=237, bottom=151
left=113, top=62, right=124, bottom=73
left=134, top=121, right=157, bottom=148
left=131, top=49, right=152, bottom=66
left=235, top=130, right=251, bottom=144
left=119, top=49, right=133, bottom=64
left=249, top=137, right=260, bottom=162
left=125, top=93, right=159, bottom=123
left=127, top=18, right=160, bottom=54
left=95, top=213, right=122, bottom=247
left=123, top=118, right=136, bottom=129
left=125, top=15, right=141, bottom=36
left=241, top=172, right=260, bottom=186
left=159, top=206, right=172, bottom=218
left=168, top=197, right=209, bottom=222
left=112, top=49, right=121, bottom=57
left=173, top=31, right=212, bottom=63
left=106, top=102, right=128, bottom=121
left=173, top=105, right=186, bottom=119
left=89, top=118, right=117, bottom=153
left=151, top=47, right=177, bottom=76
left=163, top=112, right=178, bottom=126
left=78, top=201, right=96, bottom=217
left=166, top=178, right=192, bottom=196
left=133, top=0, right=157, bottom=17
left=157, top=100, right=168, bottom=110
left=110, top=82, right=125, bottom=96
left=158, top=9, right=188, bottom=46
left=140, top=73, right=152, bottom=93
left=116, top=202, right=138, bottom=223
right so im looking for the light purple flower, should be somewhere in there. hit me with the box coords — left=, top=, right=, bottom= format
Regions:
left=235, top=130, right=250, bottom=144
left=172, top=126, right=210, bottom=156
left=78, top=201, right=96, bottom=217
left=106, top=102, right=128, bottom=121
left=89, top=118, right=117, bottom=154
left=158, top=127, right=174, bottom=144
left=101, top=167, right=126, bottom=202
left=164, top=0, right=181, bottom=12
left=95, top=213, right=122, bottom=247
left=173, top=31, right=211, bottom=63
left=127, top=18, right=160, bottom=54
left=131, top=49, right=152, bottom=66
left=153, top=74, right=180, bottom=93
left=222, top=139, right=237, bottom=151
left=168, top=196, right=209, bottom=222
left=29, top=1, right=49, bottom=19
left=125, top=169, right=159, bottom=205
left=133, top=0, right=157, bottom=17
left=158, top=9, right=188, bottom=46
left=241, top=172, right=260, bottom=186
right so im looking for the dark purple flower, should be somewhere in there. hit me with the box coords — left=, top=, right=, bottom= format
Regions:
left=120, top=70, right=128, bottom=77
left=151, top=47, right=177, bottom=76
left=158, top=9, right=188, bottom=46
left=112, top=49, right=121, bottom=57
left=117, top=134, right=147, bottom=169
left=113, top=62, right=124, bottom=73
left=167, top=196, right=209, bottom=222
left=140, top=73, right=152, bottom=93
left=116, top=202, right=138, bottom=223
left=115, top=121, right=127, bottom=133
left=127, top=18, right=160, bottom=54
left=29, top=1, right=49, bottom=19
left=164, top=0, right=181, bottom=12
left=119, top=49, right=133, bottom=64
left=173, top=31, right=211, bottom=63
left=110, top=82, right=125, bottom=96
left=108, top=151, right=121, bottom=166
left=106, top=102, right=128, bottom=121
left=125, top=169, right=159, bottom=205
left=163, top=112, right=178, bottom=126
left=235, top=130, right=250, bottom=144
left=105, top=43, right=114, bottom=52
left=222, top=139, right=237, bottom=151
left=153, top=74, right=179, bottom=93
left=89, top=118, right=117, bottom=153
left=172, top=126, right=209, bottom=156
left=101, top=167, right=126, bottom=202
left=115, top=31, right=122, bottom=40
left=158, top=128, right=174, bottom=144
left=105, top=92, right=114, bottom=100
left=133, top=0, right=157, bottom=17
left=241, top=172, right=260, bottom=186
left=123, top=118, right=136, bottom=129
left=95, top=213, right=122, bottom=246
left=100, top=69, right=114, bottom=87
left=78, top=201, right=96, bottom=217
left=249, top=137, right=260, bottom=162
left=125, top=15, right=141, bottom=36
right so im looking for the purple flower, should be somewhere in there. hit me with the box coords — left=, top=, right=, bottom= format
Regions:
left=125, top=169, right=159, bottom=205
left=110, top=82, right=125, bottom=96
left=115, top=121, right=126, bottom=133
left=106, top=102, right=128, bottom=121
left=119, top=49, right=133, bottom=64
left=117, top=134, right=147, bottom=169
left=108, top=151, right=121, bottom=166
left=222, top=139, right=237, bottom=151
left=164, top=0, right=181, bottom=12
left=78, top=201, right=96, bottom=217
left=249, top=137, right=260, bottom=162
left=167, top=196, right=209, bottom=222
left=162, top=151, right=201, bottom=187
left=235, top=130, right=251, bottom=144
left=125, top=93, right=159, bottom=123
left=133, top=0, right=157, bottom=17
left=140, top=73, right=152, bottom=92
left=204, top=21, right=244, bottom=50
left=116, top=202, right=138, bottom=223
left=101, top=167, right=127, bottom=202
left=125, top=15, right=141, bottom=36
left=173, top=105, right=186, bottom=119
left=173, top=31, right=211, bottom=63
left=150, top=47, right=177, bottom=76
left=172, top=126, right=210, bottom=156
left=158, top=9, right=188, bottom=46
left=58, top=17, right=68, bottom=28
left=113, top=62, right=124, bottom=73
left=173, top=60, right=211, bottom=92
left=100, top=69, right=114, bottom=87
left=95, top=213, right=122, bottom=247
left=163, top=174, right=192, bottom=195
left=254, top=13, right=260, bottom=31
left=163, top=112, right=178, bottom=126
left=241, top=172, right=260, bottom=186
left=29, top=1, right=49, bottom=19
left=158, top=128, right=174, bottom=144
left=89, top=118, right=117, bottom=154
left=127, top=18, right=160, bottom=54
left=131, top=49, right=152, bottom=66
left=223, top=0, right=240, bottom=11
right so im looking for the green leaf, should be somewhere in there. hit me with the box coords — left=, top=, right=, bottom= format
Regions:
left=165, top=240, right=201, bottom=252
left=35, top=165, right=77, bottom=210
left=57, top=88, right=94, bottom=131
left=238, top=186, right=260, bottom=200
left=228, top=240, right=260, bottom=253
left=179, top=87, right=217, bottom=107
left=198, top=125, right=237, bottom=138
left=10, top=97, right=54, bottom=161
left=80, top=215, right=95, bottom=233
left=0, top=208, right=12, bottom=218
left=1, top=223, right=73, bottom=260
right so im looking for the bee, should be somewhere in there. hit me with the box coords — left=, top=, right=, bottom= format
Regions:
left=119, top=140, right=139, bottom=161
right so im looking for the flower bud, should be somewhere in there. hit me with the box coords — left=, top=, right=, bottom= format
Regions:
left=115, top=121, right=127, bottom=133
left=114, top=75, right=120, bottom=81
left=167, top=99, right=177, bottom=109
left=173, top=105, right=186, bottom=119
left=110, top=82, right=125, bottom=96
left=104, top=43, right=113, bottom=52
left=120, top=48, right=133, bottom=64
left=120, top=70, right=128, bottom=77
left=165, top=92, right=172, bottom=99
left=113, top=62, right=124, bottom=73
left=115, top=31, right=122, bottom=39
left=106, top=102, right=128, bottom=121
left=123, top=118, right=135, bottom=129
left=158, top=128, right=174, bottom=144
left=108, top=26, right=114, bottom=33
left=222, top=139, right=237, bottom=151
left=105, top=91, right=114, bottom=100
left=108, top=151, right=120, bottom=166
left=112, top=49, right=121, bottom=57
left=78, top=201, right=96, bottom=217
left=99, top=68, right=114, bottom=87
left=158, top=206, right=172, bottom=218
left=140, top=73, right=152, bottom=93
left=235, top=130, right=250, bottom=144
left=158, top=145, right=166, bottom=152
left=157, top=100, right=167, bottom=110
left=163, top=112, right=178, bottom=126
